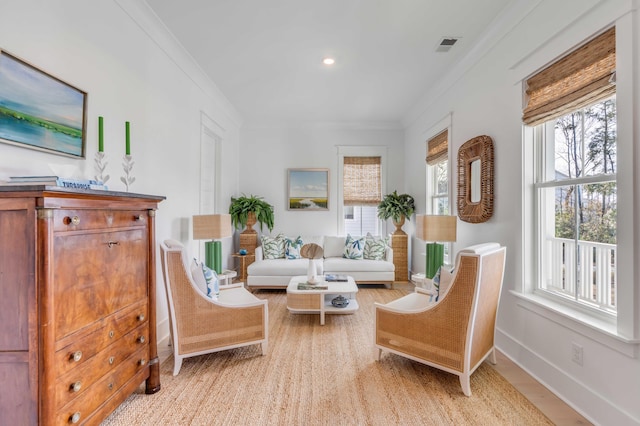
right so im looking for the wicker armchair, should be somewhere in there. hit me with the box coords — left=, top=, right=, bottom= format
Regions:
left=374, top=243, right=506, bottom=396
left=160, top=240, right=268, bottom=375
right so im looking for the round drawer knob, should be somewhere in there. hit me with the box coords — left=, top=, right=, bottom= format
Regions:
left=70, top=412, right=81, bottom=424
left=70, top=351, right=82, bottom=363
left=137, top=336, right=146, bottom=344
left=70, top=381, right=82, bottom=393
left=109, top=356, right=115, bottom=365
left=137, top=314, right=145, bottom=322
left=139, top=359, right=147, bottom=366
left=64, top=216, right=81, bottom=226
left=108, top=382, right=114, bottom=391
left=109, top=330, right=115, bottom=339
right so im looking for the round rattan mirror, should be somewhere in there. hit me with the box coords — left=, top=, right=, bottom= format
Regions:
left=457, top=135, right=494, bottom=223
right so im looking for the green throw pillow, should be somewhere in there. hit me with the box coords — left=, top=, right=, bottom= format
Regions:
left=261, top=233, right=285, bottom=259
left=363, top=233, right=388, bottom=260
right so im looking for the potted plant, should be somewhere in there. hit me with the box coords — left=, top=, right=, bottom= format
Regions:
left=229, top=194, right=275, bottom=233
left=377, top=190, right=415, bottom=234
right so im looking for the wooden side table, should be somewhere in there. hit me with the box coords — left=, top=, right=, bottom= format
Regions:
left=391, top=232, right=408, bottom=282
left=232, top=253, right=255, bottom=282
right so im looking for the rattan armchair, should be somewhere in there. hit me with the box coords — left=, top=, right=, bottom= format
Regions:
left=160, top=240, right=268, bottom=375
left=374, top=243, right=506, bottom=396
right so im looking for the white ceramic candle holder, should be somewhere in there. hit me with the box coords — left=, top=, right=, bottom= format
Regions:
left=120, top=154, right=135, bottom=192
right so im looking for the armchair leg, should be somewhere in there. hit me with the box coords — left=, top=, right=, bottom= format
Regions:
left=173, top=356, right=183, bottom=376
left=488, top=348, right=497, bottom=365
left=460, top=374, right=471, bottom=397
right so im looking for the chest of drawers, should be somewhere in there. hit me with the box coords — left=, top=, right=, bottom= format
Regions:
left=0, top=187, right=164, bottom=425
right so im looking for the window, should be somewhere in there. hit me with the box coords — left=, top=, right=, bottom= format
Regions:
left=343, top=156, right=382, bottom=236
left=425, top=129, right=452, bottom=263
left=524, top=28, right=617, bottom=317
left=426, top=130, right=450, bottom=214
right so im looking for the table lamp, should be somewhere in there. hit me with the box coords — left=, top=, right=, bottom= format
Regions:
left=192, top=214, right=232, bottom=274
left=415, top=215, right=457, bottom=279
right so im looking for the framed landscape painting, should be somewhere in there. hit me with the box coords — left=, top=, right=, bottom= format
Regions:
left=287, top=168, right=329, bottom=210
left=0, top=50, right=87, bottom=158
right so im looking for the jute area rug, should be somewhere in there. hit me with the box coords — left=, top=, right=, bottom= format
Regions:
left=102, top=286, right=552, bottom=425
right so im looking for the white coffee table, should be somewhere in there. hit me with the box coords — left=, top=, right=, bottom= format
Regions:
left=286, top=275, right=359, bottom=325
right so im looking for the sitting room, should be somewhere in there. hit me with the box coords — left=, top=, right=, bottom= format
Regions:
left=0, top=1, right=638, bottom=425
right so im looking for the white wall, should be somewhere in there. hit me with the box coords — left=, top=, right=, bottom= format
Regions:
left=239, top=123, right=405, bottom=238
left=0, top=0, right=242, bottom=344
left=404, top=0, right=639, bottom=424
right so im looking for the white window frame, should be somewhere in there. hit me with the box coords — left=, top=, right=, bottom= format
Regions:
left=424, top=115, right=453, bottom=266
left=518, top=15, right=639, bottom=349
left=532, top=100, right=617, bottom=320
left=336, top=146, right=387, bottom=236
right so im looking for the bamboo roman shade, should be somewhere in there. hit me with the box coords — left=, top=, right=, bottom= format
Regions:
left=343, top=156, right=381, bottom=206
left=522, top=27, right=616, bottom=126
left=426, top=130, right=448, bottom=165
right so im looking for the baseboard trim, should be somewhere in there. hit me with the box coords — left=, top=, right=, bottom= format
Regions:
left=496, top=327, right=638, bottom=426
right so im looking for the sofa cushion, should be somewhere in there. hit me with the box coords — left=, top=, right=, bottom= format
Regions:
left=343, top=234, right=365, bottom=259
left=323, top=257, right=394, bottom=273
left=261, top=233, right=285, bottom=259
left=248, top=258, right=322, bottom=276
left=363, top=233, right=389, bottom=260
left=285, top=235, right=303, bottom=259
left=323, top=236, right=345, bottom=258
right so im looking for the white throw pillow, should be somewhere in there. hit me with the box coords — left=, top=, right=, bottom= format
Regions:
left=323, top=236, right=346, bottom=258
left=190, top=258, right=208, bottom=295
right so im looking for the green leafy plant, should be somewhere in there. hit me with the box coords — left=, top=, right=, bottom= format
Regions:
left=229, top=194, right=275, bottom=232
left=377, top=190, right=415, bottom=223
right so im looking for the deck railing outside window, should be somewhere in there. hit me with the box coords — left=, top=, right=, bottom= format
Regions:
left=545, top=237, right=616, bottom=312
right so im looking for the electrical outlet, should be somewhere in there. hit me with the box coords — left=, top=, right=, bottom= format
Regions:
left=572, top=342, right=583, bottom=366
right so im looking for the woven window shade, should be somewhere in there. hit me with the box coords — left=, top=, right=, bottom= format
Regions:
left=522, top=27, right=615, bottom=126
left=343, top=156, right=381, bottom=206
left=426, top=130, right=448, bottom=165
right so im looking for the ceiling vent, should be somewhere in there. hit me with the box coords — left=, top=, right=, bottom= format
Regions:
left=436, top=37, right=459, bottom=53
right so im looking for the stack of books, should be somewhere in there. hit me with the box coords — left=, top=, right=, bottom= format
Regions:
left=324, top=274, right=348, bottom=282
left=3, top=176, right=108, bottom=190
left=297, top=282, right=328, bottom=290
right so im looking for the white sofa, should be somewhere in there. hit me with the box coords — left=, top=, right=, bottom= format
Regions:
left=246, top=235, right=395, bottom=289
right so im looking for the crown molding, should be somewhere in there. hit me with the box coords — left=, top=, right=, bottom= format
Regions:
left=114, top=0, right=242, bottom=127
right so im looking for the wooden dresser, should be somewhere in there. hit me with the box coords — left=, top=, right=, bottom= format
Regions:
left=0, top=186, right=164, bottom=425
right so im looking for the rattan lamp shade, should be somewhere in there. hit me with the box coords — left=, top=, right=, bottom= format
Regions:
left=192, top=214, right=232, bottom=274
left=193, top=214, right=232, bottom=240
left=415, top=215, right=457, bottom=242
left=415, top=215, right=457, bottom=279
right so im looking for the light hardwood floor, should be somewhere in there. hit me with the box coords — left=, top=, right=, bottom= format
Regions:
left=158, top=282, right=592, bottom=425
left=491, top=350, right=591, bottom=425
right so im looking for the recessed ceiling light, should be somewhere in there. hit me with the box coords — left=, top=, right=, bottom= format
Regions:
left=322, top=57, right=335, bottom=65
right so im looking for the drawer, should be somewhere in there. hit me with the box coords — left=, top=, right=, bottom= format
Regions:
left=53, top=229, right=148, bottom=340
left=55, top=345, right=149, bottom=426
left=54, top=302, right=148, bottom=376
left=53, top=209, right=147, bottom=232
left=55, top=323, right=149, bottom=409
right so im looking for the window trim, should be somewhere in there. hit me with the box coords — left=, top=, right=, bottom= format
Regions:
left=336, top=146, right=387, bottom=235
left=424, top=114, right=453, bottom=266
left=518, top=16, right=639, bottom=343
